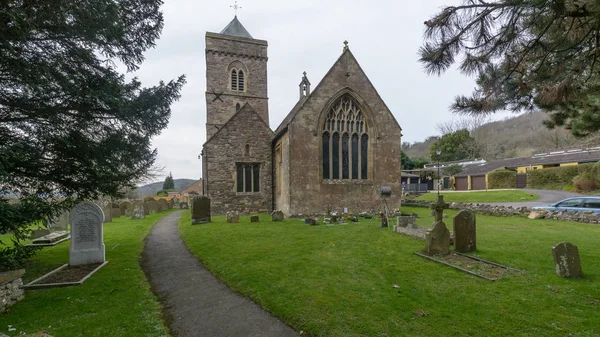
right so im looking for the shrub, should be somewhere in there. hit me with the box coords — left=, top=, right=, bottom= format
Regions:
left=527, top=162, right=600, bottom=191
left=487, top=170, right=516, bottom=189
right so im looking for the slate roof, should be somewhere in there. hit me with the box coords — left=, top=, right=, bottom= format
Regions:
left=220, top=16, right=253, bottom=39
left=454, top=147, right=600, bottom=177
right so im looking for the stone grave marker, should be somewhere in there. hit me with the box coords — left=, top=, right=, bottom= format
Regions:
left=180, top=202, right=189, bottom=209
left=111, top=206, right=121, bottom=218
left=119, top=201, right=132, bottom=216
left=552, top=242, right=583, bottom=278
left=49, top=211, right=70, bottom=230
left=424, top=195, right=450, bottom=256
left=172, top=197, right=179, bottom=207
left=167, top=199, right=174, bottom=209
left=453, top=210, right=476, bottom=252
left=250, top=215, right=259, bottom=222
left=157, top=199, right=168, bottom=212
left=226, top=211, right=240, bottom=223
left=102, top=202, right=112, bottom=223
left=131, top=202, right=145, bottom=220
left=147, top=200, right=158, bottom=214
left=272, top=210, right=284, bottom=222
left=31, top=229, right=51, bottom=240
left=69, top=201, right=105, bottom=266
left=143, top=202, right=151, bottom=215
left=191, top=196, right=211, bottom=224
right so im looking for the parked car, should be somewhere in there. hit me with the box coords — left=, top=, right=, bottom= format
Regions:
left=532, top=197, right=600, bottom=213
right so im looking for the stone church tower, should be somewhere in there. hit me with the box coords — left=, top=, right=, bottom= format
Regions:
left=202, top=17, right=273, bottom=215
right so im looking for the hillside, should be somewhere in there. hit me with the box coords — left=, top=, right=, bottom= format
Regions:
left=135, top=178, right=197, bottom=198
left=404, top=111, right=600, bottom=161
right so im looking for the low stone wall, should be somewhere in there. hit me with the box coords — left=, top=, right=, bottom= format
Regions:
left=0, top=270, right=25, bottom=313
left=403, top=200, right=600, bottom=224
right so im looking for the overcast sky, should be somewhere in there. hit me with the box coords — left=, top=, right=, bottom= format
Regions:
left=130, top=0, right=512, bottom=182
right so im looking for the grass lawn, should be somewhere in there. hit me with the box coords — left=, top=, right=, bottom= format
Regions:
left=179, top=209, right=600, bottom=337
left=0, top=211, right=174, bottom=337
left=415, top=190, right=539, bottom=203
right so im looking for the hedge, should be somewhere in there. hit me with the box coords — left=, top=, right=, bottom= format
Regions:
left=526, top=162, right=598, bottom=190
left=487, top=169, right=516, bottom=189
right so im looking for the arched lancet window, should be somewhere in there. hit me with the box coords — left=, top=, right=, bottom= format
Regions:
left=231, top=69, right=238, bottom=91
left=236, top=103, right=241, bottom=111
left=322, top=95, right=369, bottom=180
left=238, top=70, right=245, bottom=91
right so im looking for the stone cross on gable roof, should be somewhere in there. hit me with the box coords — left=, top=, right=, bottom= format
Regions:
left=430, top=195, right=449, bottom=222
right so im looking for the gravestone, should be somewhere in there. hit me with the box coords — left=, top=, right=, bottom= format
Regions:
left=111, top=207, right=121, bottom=218
left=180, top=202, right=189, bottom=209
left=424, top=196, right=450, bottom=256
left=172, top=197, right=179, bottom=207
left=31, top=229, right=51, bottom=239
left=103, top=203, right=112, bottom=223
left=167, top=199, right=174, bottom=209
left=131, top=203, right=145, bottom=220
left=226, top=211, right=239, bottom=223
left=453, top=210, right=476, bottom=252
left=143, top=202, right=151, bottom=215
left=157, top=199, right=168, bottom=212
left=191, top=196, right=211, bottom=224
left=50, top=211, right=70, bottom=230
left=271, top=211, right=284, bottom=222
left=250, top=215, right=259, bottom=222
left=552, top=242, right=583, bottom=278
left=69, top=201, right=105, bottom=266
left=147, top=200, right=158, bottom=214
left=119, top=201, right=132, bottom=216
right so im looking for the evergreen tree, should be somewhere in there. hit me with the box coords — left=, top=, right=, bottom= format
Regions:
left=163, top=172, right=175, bottom=190
left=0, top=0, right=185, bottom=270
left=420, top=1, right=600, bottom=136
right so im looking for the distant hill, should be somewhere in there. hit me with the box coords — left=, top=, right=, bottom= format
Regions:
left=403, top=111, right=600, bottom=161
left=135, top=178, right=197, bottom=198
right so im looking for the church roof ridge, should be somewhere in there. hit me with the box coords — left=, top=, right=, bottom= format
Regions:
left=219, top=16, right=253, bottom=39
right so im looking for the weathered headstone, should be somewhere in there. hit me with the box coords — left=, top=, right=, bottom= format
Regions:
left=103, top=203, right=112, bottom=223
left=424, top=196, right=450, bottom=256
left=111, top=207, right=121, bottom=218
left=119, top=201, right=132, bottom=216
left=180, top=202, right=189, bottom=209
left=191, top=196, right=211, bottom=224
left=157, top=199, right=168, bottom=212
left=131, top=202, right=145, bottom=220
left=31, top=229, right=51, bottom=239
left=167, top=199, right=174, bottom=209
left=250, top=215, right=259, bottom=222
left=147, top=200, right=158, bottom=214
left=453, top=210, right=476, bottom=252
left=552, top=242, right=583, bottom=278
left=143, top=202, right=151, bottom=215
left=69, top=201, right=105, bottom=266
left=226, top=211, right=239, bottom=223
left=271, top=210, right=284, bottom=222
left=49, top=211, right=70, bottom=230
left=172, top=197, right=179, bottom=206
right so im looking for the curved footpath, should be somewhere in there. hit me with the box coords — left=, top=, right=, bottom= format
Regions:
left=141, top=211, right=299, bottom=337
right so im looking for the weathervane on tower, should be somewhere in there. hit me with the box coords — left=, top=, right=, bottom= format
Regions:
left=231, top=1, right=242, bottom=16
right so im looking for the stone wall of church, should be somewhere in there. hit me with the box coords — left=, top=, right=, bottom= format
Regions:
left=274, top=134, right=291, bottom=215
left=203, top=105, right=273, bottom=215
left=282, top=50, right=402, bottom=216
left=205, top=33, right=269, bottom=139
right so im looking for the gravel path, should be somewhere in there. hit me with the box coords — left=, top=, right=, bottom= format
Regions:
left=141, top=211, right=299, bottom=337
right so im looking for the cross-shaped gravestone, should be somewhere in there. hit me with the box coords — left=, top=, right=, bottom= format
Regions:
left=429, top=195, right=449, bottom=222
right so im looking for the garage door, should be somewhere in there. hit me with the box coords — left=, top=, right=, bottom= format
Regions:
left=455, top=177, right=468, bottom=190
left=471, top=175, right=487, bottom=190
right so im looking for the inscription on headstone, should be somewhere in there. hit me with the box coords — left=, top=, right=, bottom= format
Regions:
left=453, top=210, right=476, bottom=252
left=69, top=201, right=105, bottom=266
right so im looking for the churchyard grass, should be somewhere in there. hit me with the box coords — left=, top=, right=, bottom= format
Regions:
left=415, top=190, right=539, bottom=202
left=0, top=211, right=174, bottom=337
left=179, top=210, right=600, bottom=337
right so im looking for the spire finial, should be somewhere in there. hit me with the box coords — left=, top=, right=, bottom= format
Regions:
left=303, top=71, right=307, bottom=77
left=343, top=40, right=349, bottom=51
left=231, top=1, right=242, bottom=16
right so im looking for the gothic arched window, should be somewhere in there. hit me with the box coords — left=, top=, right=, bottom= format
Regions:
left=231, top=69, right=238, bottom=91
left=238, top=70, right=245, bottom=91
left=322, top=95, right=369, bottom=180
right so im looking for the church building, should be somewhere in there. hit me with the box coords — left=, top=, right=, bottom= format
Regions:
left=201, top=16, right=402, bottom=216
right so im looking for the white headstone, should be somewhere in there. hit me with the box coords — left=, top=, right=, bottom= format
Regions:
left=69, top=201, right=105, bottom=266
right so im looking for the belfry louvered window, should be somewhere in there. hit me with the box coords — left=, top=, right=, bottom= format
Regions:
left=230, top=69, right=245, bottom=91
left=322, top=95, right=369, bottom=180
